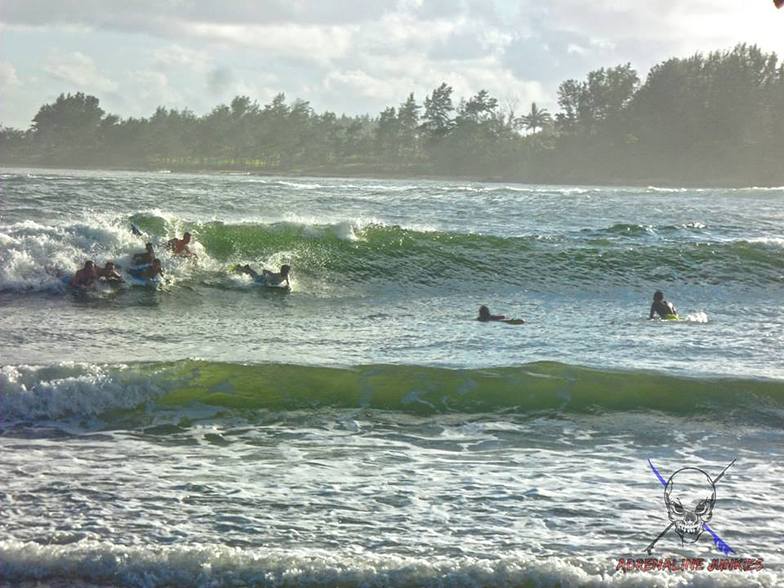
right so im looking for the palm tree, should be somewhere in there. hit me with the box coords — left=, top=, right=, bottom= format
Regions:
left=519, top=102, right=552, bottom=134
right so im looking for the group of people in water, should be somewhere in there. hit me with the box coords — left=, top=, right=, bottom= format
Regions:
left=66, top=230, right=291, bottom=290
left=68, top=233, right=192, bottom=289
left=478, top=290, right=678, bottom=324
left=68, top=226, right=678, bottom=321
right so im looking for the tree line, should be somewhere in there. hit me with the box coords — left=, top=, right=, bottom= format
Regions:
left=1, top=44, right=783, bottom=185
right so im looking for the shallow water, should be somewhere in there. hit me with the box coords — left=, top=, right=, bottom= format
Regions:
left=1, top=169, right=782, bottom=586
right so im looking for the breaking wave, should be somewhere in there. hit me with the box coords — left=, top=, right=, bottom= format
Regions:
left=1, top=213, right=782, bottom=293
left=2, top=360, right=782, bottom=426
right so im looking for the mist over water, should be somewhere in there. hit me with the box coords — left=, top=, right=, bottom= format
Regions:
left=1, top=169, right=783, bottom=587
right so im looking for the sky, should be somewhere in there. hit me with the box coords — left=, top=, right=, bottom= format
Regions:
left=1, top=0, right=783, bottom=129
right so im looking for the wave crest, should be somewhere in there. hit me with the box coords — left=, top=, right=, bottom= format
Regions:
left=2, top=361, right=782, bottom=426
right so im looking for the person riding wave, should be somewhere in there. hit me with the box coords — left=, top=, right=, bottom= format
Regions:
left=167, top=232, right=196, bottom=257
left=132, top=243, right=155, bottom=266
left=232, top=264, right=291, bottom=287
left=129, top=258, right=163, bottom=281
left=70, top=260, right=97, bottom=289
left=96, top=261, right=124, bottom=284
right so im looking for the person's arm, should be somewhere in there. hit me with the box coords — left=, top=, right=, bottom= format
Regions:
left=649, top=303, right=656, bottom=320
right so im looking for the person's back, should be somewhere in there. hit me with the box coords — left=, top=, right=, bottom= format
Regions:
left=97, top=262, right=123, bottom=283
left=167, top=233, right=194, bottom=257
left=130, top=259, right=163, bottom=281
left=649, top=290, right=678, bottom=319
left=71, top=261, right=97, bottom=288
left=132, top=243, right=155, bottom=266
left=261, top=264, right=290, bottom=286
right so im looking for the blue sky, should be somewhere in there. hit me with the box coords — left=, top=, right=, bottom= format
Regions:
left=1, top=0, right=782, bottom=128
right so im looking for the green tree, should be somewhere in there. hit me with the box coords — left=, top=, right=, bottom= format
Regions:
left=519, top=102, right=552, bottom=134
left=421, top=83, right=454, bottom=141
left=31, top=92, right=107, bottom=163
left=397, top=93, right=421, bottom=162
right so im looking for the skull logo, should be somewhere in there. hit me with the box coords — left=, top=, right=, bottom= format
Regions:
left=645, top=458, right=736, bottom=555
left=664, top=467, right=716, bottom=543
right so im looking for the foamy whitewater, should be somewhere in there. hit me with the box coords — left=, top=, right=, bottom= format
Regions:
left=1, top=169, right=783, bottom=587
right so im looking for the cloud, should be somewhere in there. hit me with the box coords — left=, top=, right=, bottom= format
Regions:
left=0, top=62, right=21, bottom=89
left=1, top=0, right=782, bottom=130
left=153, top=44, right=210, bottom=71
left=176, top=22, right=354, bottom=63
left=0, top=0, right=391, bottom=28
left=43, top=51, right=117, bottom=93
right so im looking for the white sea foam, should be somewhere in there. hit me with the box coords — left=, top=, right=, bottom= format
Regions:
left=683, top=311, right=709, bottom=324
left=747, top=236, right=784, bottom=247
left=0, top=363, right=167, bottom=422
left=0, top=211, right=216, bottom=292
left=0, top=541, right=775, bottom=587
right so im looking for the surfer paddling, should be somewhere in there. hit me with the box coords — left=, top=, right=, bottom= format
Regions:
left=476, top=305, right=525, bottom=325
left=649, top=290, right=678, bottom=320
left=232, top=264, right=291, bottom=287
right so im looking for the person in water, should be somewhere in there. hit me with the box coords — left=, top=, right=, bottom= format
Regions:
left=477, top=305, right=525, bottom=325
left=129, top=258, right=164, bottom=281
left=649, top=290, right=678, bottom=320
left=167, top=232, right=196, bottom=257
left=132, top=243, right=155, bottom=266
left=233, top=264, right=291, bottom=287
left=96, top=261, right=124, bottom=283
left=70, top=260, right=97, bottom=288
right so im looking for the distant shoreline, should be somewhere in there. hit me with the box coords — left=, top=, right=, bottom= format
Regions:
left=1, top=162, right=772, bottom=190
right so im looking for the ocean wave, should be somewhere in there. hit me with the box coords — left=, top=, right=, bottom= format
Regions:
left=0, top=539, right=778, bottom=588
left=1, top=360, right=782, bottom=426
left=2, top=214, right=782, bottom=293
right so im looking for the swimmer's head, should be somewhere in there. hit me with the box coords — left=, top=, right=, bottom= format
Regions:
left=653, top=290, right=664, bottom=301
left=478, top=305, right=491, bottom=321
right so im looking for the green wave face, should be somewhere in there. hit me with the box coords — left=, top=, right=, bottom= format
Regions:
left=4, top=361, right=784, bottom=426
left=128, top=215, right=784, bottom=288
left=95, top=360, right=780, bottom=421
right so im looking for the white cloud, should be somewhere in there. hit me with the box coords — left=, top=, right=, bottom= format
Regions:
left=0, top=61, right=21, bottom=89
left=545, top=1, right=784, bottom=57
left=1, top=0, right=782, bottom=128
left=153, top=44, right=211, bottom=71
left=43, top=51, right=117, bottom=93
left=176, top=22, right=354, bottom=63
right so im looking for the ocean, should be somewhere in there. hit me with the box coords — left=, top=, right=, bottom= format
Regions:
left=1, top=168, right=782, bottom=587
